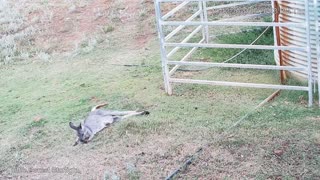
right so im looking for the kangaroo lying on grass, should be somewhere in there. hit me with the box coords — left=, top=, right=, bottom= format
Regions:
left=69, top=103, right=149, bottom=146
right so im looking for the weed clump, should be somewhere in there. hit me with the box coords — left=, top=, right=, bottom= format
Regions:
left=0, top=0, right=37, bottom=64
left=103, top=25, right=114, bottom=33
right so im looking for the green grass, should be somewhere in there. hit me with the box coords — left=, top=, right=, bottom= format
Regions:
left=192, top=27, right=275, bottom=64
left=0, top=27, right=319, bottom=179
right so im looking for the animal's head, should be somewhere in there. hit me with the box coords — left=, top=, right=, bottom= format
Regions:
left=69, top=122, right=91, bottom=145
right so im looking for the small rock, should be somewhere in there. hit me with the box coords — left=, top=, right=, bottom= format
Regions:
left=274, top=149, right=284, bottom=156
left=275, top=175, right=282, bottom=180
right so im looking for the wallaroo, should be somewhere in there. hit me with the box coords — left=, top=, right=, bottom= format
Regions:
left=69, top=103, right=149, bottom=146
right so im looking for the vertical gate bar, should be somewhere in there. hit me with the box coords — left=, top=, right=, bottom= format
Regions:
left=271, top=0, right=277, bottom=66
left=305, top=0, right=313, bottom=107
left=154, top=0, right=173, bottom=95
left=202, top=1, right=209, bottom=43
left=314, top=0, right=320, bottom=107
left=198, top=1, right=206, bottom=41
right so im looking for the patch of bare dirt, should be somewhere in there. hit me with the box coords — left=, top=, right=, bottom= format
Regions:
left=177, top=137, right=320, bottom=179
left=1, top=134, right=201, bottom=179
left=27, top=0, right=111, bottom=52
left=25, top=0, right=155, bottom=54
left=179, top=143, right=260, bottom=179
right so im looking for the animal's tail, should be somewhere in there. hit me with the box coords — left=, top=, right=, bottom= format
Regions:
left=91, top=103, right=108, bottom=112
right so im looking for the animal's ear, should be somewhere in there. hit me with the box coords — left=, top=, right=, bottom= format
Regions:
left=69, top=122, right=80, bottom=130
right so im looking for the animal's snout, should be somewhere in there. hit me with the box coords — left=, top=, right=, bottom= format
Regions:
left=79, top=134, right=90, bottom=143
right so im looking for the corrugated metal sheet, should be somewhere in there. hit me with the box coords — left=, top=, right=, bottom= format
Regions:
left=275, top=0, right=319, bottom=81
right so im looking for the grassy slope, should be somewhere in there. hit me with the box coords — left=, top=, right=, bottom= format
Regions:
left=0, top=29, right=319, bottom=179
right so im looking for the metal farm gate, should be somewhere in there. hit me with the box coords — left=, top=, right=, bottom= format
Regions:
left=154, top=0, right=320, bottom=107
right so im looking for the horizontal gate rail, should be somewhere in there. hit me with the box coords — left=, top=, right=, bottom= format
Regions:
left=161, top=21, right=306, bottom=27
left=167, top=25, right=203, bottom=57
left=158, top=0, right=305, bottom=2
left=167, top=61, right=307, bottom=71
left=165, top=10, right=202, bottom=41
left=170, top=78, right=309, bottom=91
left=206, top=1, right=263, bottom=10
left=169, top=39, right=205, bottom=76
left=165, top=43, right=306, bottom=51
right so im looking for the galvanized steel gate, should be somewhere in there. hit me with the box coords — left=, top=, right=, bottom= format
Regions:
left=154, top=0, right=318, bottom=107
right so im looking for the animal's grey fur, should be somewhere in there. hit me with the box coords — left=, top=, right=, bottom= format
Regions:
left=70, top=104, right=149, bottom=146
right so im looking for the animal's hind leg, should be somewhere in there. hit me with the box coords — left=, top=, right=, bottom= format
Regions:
left=104, top=110, right=138, bottom=116
left=120, top=111, right=147, bottom=120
